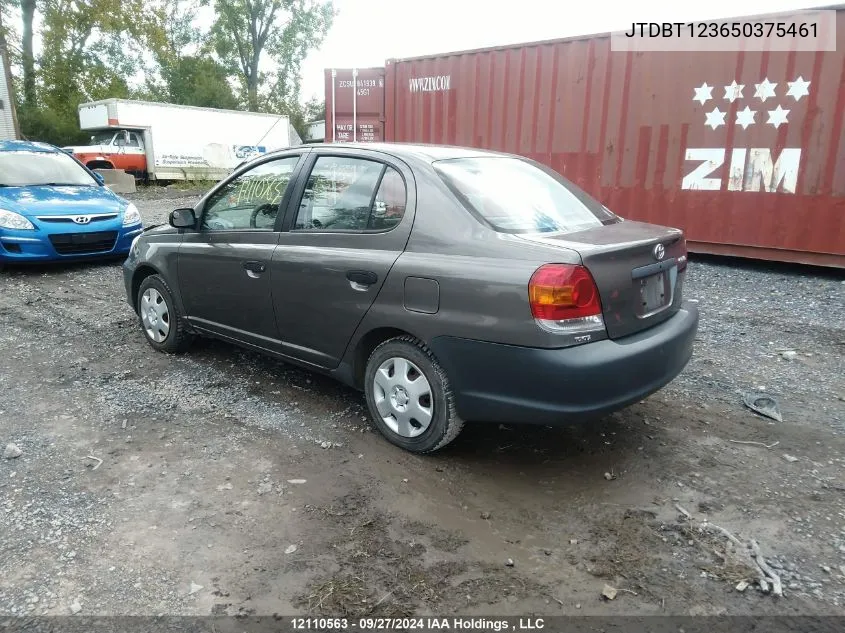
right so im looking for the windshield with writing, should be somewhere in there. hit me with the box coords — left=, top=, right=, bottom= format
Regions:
left=434, top=156, right=617, bottom=234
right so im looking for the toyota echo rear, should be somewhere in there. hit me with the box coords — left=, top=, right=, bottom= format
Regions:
left=122, top=143, right=699, bottom=454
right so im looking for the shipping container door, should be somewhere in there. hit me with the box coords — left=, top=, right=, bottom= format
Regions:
left=325, top=67, right=385, bottom=143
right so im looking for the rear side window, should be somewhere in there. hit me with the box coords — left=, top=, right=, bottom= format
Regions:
left=433, top=157, right=616, bottom=234
left=294, top=156, right=407, bottom=232
left=370, top=166, right=407, bottom=230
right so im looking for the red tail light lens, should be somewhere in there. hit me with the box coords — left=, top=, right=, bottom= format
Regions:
left=528, top=264, right=603, bottom=321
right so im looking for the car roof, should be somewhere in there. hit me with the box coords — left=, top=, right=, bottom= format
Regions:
left=286, top=141, right=514, bottom=163
left=0, top=140, right=60, bottom=154
left=339, top=142, right=510, bottom=161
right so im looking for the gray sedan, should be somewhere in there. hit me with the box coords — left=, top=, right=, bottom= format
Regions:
left=123, top=143, right=699, bottom=453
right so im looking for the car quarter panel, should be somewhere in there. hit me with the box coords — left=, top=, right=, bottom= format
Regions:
left=340, top=158, right=593, bottom=365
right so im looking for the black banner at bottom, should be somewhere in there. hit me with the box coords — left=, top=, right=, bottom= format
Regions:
left=2, top=616, right=845, bottom=633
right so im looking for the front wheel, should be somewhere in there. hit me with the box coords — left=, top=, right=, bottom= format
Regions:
left=364, top=336, right=465, bottom=454
left=137, top=274, right=192, bottom=354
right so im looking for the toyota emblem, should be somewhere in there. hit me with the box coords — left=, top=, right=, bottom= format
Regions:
left=73, top=216, right=91, bottom=225
left=653, top=243, right=665, bottom=261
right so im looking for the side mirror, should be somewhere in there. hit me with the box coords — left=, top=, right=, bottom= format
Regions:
left=170, top=208, right=197, bottom=229
left=92, top=172, right=105, bottom=185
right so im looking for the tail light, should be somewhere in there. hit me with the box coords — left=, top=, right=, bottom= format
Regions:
left=528, top=264, right=606, bottom=335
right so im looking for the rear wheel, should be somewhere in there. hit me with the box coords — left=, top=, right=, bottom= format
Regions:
left=137, top=275, right=192, bottom=353
left=364, top=336, right=464, bottom=454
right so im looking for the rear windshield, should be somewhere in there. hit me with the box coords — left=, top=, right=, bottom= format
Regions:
left=433, top=156, right=616, bottom=234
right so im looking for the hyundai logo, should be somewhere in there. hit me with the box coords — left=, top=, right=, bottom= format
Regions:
left=653, top=243, right=665, bottom=261
left=73, top=216, right=91, bottom=225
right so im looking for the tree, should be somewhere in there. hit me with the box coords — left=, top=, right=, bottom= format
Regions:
left=210, top=0, right=335, bottom=112
left=39, top=0, right=165, bottom=105
left=140, top=0, right=240, bottom=110
left=160, top=56, right=240, bottom=109
left=304, top=96, right=324, bottom=121
left=20, top=0, right=35, bottom=106
left=14, top=0, right=165, bottom=144
left=3, top=0, right=336, bottom=145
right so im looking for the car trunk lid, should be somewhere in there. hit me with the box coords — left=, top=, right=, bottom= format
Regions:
left=517, top=220, right=688, bottom=340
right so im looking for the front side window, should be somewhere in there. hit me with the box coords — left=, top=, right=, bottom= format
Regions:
left=201, top=156, right=299, bottom=231
left=433, top=156, right=617, bottom=234
left=0, top=151, right=98, bottom=187
left=294, top=156, right=407, bottom=232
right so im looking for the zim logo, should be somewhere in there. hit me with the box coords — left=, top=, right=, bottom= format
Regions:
left=682, top=148, right=801, bottom=193
left=681, top=77, right=808, bottom=194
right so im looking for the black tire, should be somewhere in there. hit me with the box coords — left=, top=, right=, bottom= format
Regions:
left=363, top=336, right=465, bottom=454
left=136, top=274, right=192, bottom=354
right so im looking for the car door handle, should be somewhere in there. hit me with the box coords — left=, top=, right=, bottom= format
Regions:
left=346, top=270, right=378, bottom=286
left=243, top=260, right=266, bottom=278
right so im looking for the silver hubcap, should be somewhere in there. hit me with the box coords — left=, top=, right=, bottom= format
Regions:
left=140, top=288, right=170, bottom=343
left=373, top=357, right=433, bottom=438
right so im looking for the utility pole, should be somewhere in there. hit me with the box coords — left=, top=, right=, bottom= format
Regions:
left=0, top=7, right=22, bottom=139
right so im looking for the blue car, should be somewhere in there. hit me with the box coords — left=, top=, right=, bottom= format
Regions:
left=0, top=140, right=143, bottom=267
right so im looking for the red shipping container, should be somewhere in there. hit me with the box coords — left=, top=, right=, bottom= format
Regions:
left=324, top=67, right=385, bottom=143
left=328, top=9, right=845, bottom=267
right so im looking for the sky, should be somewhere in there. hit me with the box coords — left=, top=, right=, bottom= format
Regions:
left=297, top=0, right=827, bottom=105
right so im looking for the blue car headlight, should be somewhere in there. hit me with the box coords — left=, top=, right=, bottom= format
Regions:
left=122, top=203, right=141, bottom=227
left=0, top=209, right=36, bottom=230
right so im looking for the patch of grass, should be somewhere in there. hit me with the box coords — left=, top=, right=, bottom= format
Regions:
left=295, top=493, right=544, bottom=616
left=674, top=524, right=757, bottom=584
left=586, top=509, right=665, bottom=585
left=400, top=519, right=470, bottom=553
left=168, top=179, right=217, bottom=191
left=299, top=575, right=375, bottom=617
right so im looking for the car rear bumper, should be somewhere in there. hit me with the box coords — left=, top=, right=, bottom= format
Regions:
left=428, top=303, right=700, bottom=425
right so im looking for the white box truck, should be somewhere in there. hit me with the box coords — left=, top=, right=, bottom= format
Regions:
left=63, top=98, right=302, bottom=181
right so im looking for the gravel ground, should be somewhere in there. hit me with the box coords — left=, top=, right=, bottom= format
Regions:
left=1, top=189, right=844, bottom=618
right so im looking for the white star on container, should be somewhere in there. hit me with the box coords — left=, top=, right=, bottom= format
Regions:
left=786, top=76, right=811, bottom=101
left=767, top=104, right=790, bottom=128
left=724, top=80, right=745, bottom=102
left=705, top=107, right=726, bottom=130
left=735, top=106, right=756, bottom=129
left=693, top=82, right=713, bottom=105
left=754, top=78, right=778, bottom=102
